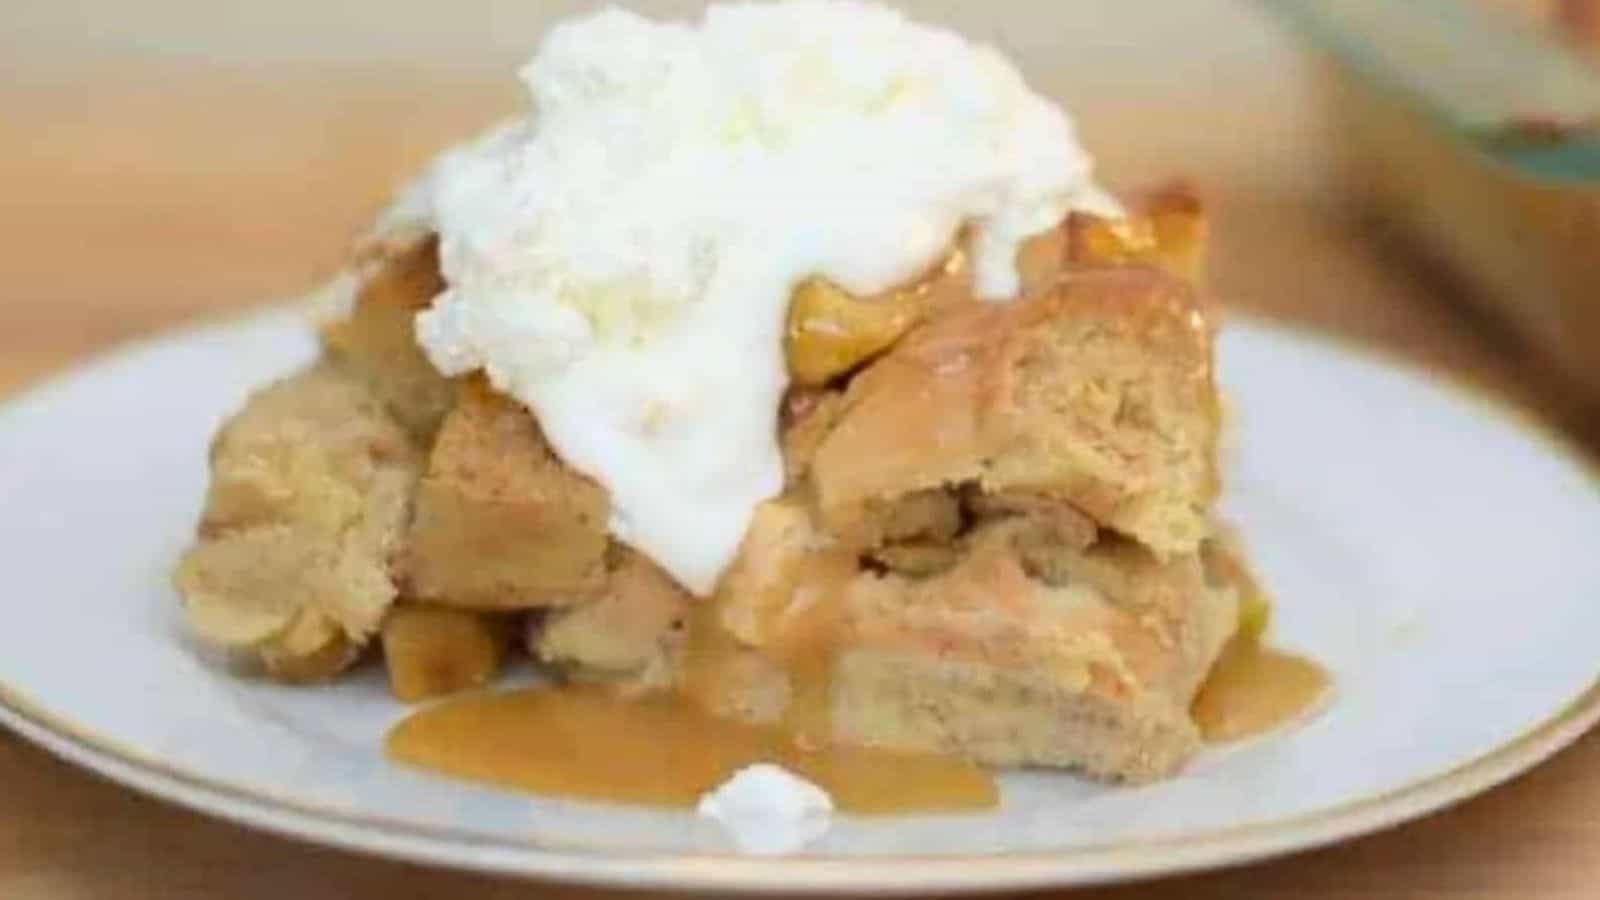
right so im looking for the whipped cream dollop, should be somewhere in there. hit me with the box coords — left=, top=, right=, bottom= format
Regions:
left=697, top=763, right=834, bottom=855
left=402, top=0, right=1117, bottom=593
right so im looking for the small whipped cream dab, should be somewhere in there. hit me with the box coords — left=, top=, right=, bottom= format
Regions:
left=697, top=763, right=834, bottom=855
left=400, top=0, right=1118, bottom=594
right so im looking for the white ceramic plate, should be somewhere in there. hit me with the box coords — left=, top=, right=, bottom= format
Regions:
left=2, top=306, right=1598, bottom=894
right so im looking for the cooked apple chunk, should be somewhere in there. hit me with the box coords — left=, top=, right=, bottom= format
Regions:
left=1067, top=182, right=1208, bottom=286
left=382, top=606, right=512, bottom=702
left=784, top=250, right=970, bottom=386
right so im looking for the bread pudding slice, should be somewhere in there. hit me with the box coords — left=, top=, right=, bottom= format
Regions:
left=679, top=496, right=1235, bottom=781
left=666, top=260, right=1233, bottom=781
left=176, top=185, right=1247, bottom=781
left=811, top=265, right=1218, bottom=558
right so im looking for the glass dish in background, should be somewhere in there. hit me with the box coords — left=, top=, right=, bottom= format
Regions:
left=1263, top=0, right=1600, bottom=401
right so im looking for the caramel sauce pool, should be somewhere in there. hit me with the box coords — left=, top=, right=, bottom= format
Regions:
left=387, top=611, right=1325, bottom=810
left=386, top=686, right=997, bottom=814
left=1192, top=638, right=1330, bottom=742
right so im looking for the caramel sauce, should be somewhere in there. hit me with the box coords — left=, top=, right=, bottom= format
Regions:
left=387, top=546, right=998, bottom=815
left=766, top=550, right=857, bottom=748
left=678, top=534, right=857, bottom=750
left=385, top=685, right=997, bottom=814
left=387, top=515, right=1322, bottom=809
left=1191, top=637, right=1329, bottom=743
left=679, top=595, right=741, bottom=710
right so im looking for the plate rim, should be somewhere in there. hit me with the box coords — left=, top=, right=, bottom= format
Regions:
left=3, top=308, right=1599, bottom=894
left=6, top=675, right=1598, bottom=894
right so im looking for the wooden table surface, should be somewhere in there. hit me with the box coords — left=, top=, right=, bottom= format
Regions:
left=3, top=62, right=1599, bottom=899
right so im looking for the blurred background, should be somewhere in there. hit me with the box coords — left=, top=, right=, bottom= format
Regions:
left=0, top=0, right=1595, bottom=411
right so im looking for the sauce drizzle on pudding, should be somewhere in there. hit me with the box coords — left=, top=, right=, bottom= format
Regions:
left=386, top=633, right=1330, bottom=808
left=1191, top=637, right=1330, bottom=743
left=385, top=686, right=997, bottom=814
left=387, top=529, right=1327, bottom=806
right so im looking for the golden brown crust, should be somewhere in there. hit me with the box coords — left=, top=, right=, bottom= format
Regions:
left=812, top=266, right=1218, bottom=558
left=403, top=379, right=611, bottom=609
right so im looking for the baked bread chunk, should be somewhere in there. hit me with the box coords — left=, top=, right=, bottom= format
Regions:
left=811, top=266, right=1218, bottom=559
left=677, top=206, right=1230, bottom=780
left=695, top=438, right=1234, bottom=781
left=830, top=528, right=1237, bottom=781
left=402, top=379, right=610, bottom=609
left=174, top=362, right=422, bottom=680
left=535, top=548, right=692, bottom=688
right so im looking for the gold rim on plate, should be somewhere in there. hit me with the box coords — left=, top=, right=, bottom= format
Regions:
left=4, top=674, right=1597, bottom=893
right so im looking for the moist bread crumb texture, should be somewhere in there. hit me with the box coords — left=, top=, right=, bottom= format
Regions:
left=174, top=185, right=1245, bottom=781
left=403, top=378, right=611, bottom=609
left=174, top=362, right=423, bottom=681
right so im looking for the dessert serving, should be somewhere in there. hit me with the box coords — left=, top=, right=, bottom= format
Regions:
left=173, top=0, right=1320, bottom=824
